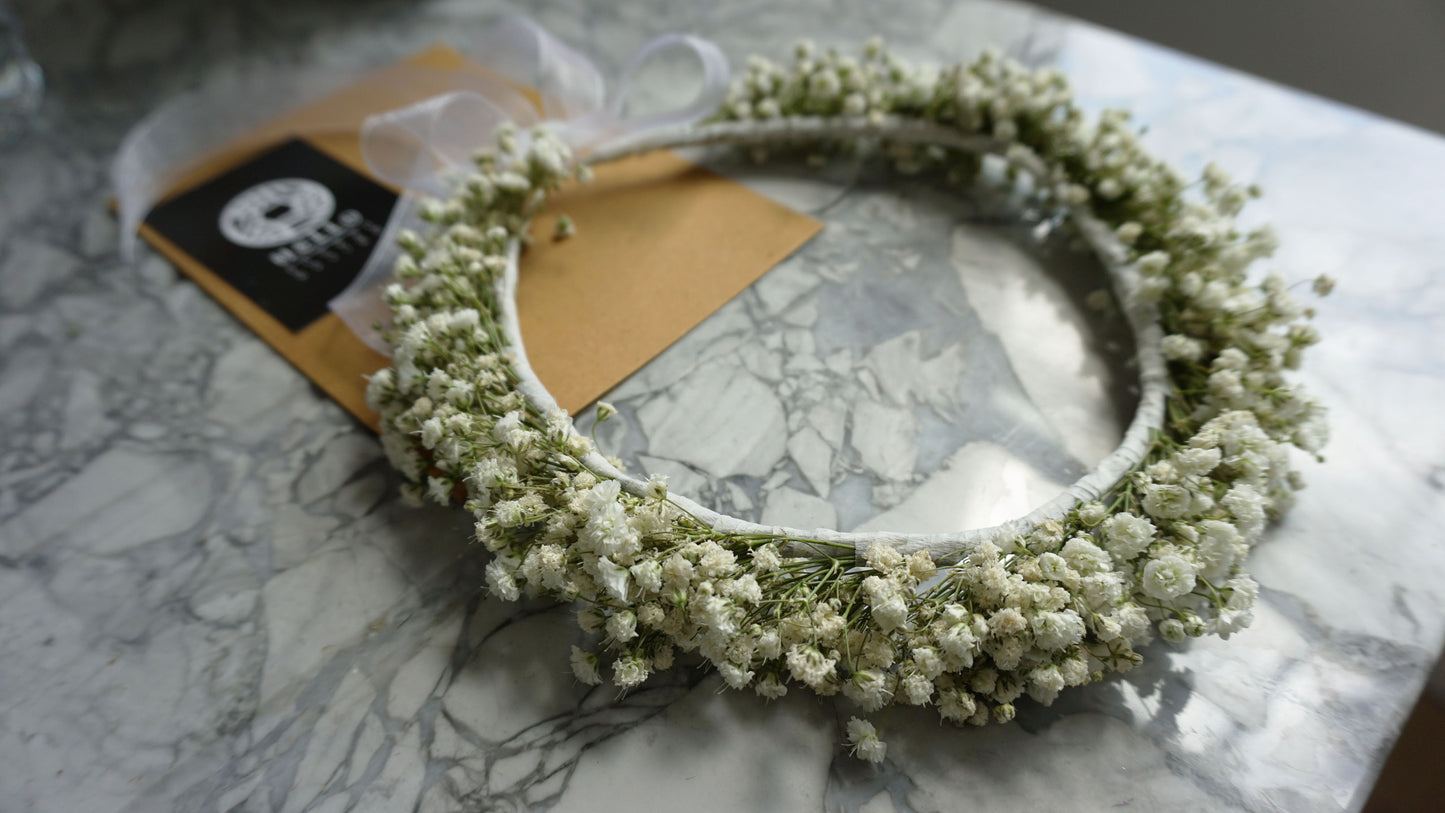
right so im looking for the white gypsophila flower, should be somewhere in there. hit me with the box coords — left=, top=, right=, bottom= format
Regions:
left=1115, top=603, right=1152, bottom=644
left=1213, top=608, right=1249, bottom=638
left=1031, top=609, right=1085, bottom=650
left=873, top=592, right=909, bottom=632
left=855, top=670, right=897, bottom=711
left=757, top=629, right=780, bottom=661
left=1215, top=579, right=1258, bottom=638
left=1060, top=536, right=1110, bottom=574
left=1226, top=574, right=1259, bottom=607
left=906, top=550, right=937, bottom=582
left=1294, top=412, right=1330, bottom=454
left=485, top=559, right=520, bottom=602
left=1058, top=657, right=1089, bottom=687
left=1146, top=459, right=1179, bottom=484
left=1142, top=483, right=1193, bottom=520
left=569, top=646, right=602, bottom=685
left=900, top=672, right=933, bottom=705
left=786, top=644, right=836, bottom=690
left=524, top=544, right=567, bottom=590
left=425, top=368, right=451, bottom=403
left=645, top=473, right=668, bottom=500
left=936, top=616, right=977, bottom=664
left=1209, top=369, right=1246, bottom=401
left=694, top=594, right=738, bottom=635
left=578, top=477, right=620, bottom=512
left=661, top=553, right=694, bottom=589
left=492, top=498, right=527, bottom=528
left=637, top=603, right=665, bottom=629
left=1161, top=334, right=1205, bottom=362
left=606, top=610, right=637, bottom=643
left=863, top=576, right=909, bottom=631
left=846, top=718, right=887, bottom=763
left=380, top=432, right=423, bottom=481
left=864, top=544, right=904, bottom=573
left=1136, top=250, right=1169, bottom=275
left=364, top=368, right=394, bottom=411
left=445, top=380, right=473, bottom=405
left=755, top=673, right=788, bottom=699
left=613, top=655, right=649, bottom=689
left=937, top=687, right=978, bottom=723
left=1175, top=446, right=1222, bottom=477
left=543, top=407, right=572, bottom=442
left=859, top=634, right=894, bottom=671
left=910, top=646, right=944, bottom=680
left=582, top=498, right=640, bottom=558
left=1222, top=484, right=1267, bottom=539
left=595, top=556, right=631, bottom=601
left=491, top=410, right=526, bottom=450
left=1027, top=665, right=1066, bottom=705
left=447, top=307, right=481, bottom=331
left=989, top=606, right=1027, bottom=637
left=1034, top=552, right=1067, bottom=582
left=1103, top=513, right=1156, bottom=561
left=752, top=544, right=782, bottom=572
left=698, top=543, right=738, bottom=579
left=1196, top=519, right=1244, bottom=581
left=427, top=476, right=453, bottom=505
left=629, top=559, right=662, bottom=594
left=1080, top=572, right=1124, bottom=610
left=1213, top=348, right=1250, bottom=372
left=1077, top=501, right=1108, bottom=526
left=1159, top=617, right=1187, bottom=643
left=1141, top=554, right=1197, bottom=600
left=420, top=417, right=444, bottom=449
left=811, top=604, right=847, bottom=643
left=718, top=662, right=755, bottom=689
left=726, top=573, right=764, bottom=605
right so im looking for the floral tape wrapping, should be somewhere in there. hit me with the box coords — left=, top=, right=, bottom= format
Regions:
left=362, top=39, right=1331, bottom=762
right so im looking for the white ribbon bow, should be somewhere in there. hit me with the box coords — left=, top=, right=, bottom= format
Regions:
left=332, top=16, right=730, bottom=353
left=112, top=16, right=730, bottom=355
left=359, top=16, right=730, bottom=195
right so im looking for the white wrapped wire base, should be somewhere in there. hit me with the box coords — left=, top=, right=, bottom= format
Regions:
left=495, top=116, right=1169, bottom=563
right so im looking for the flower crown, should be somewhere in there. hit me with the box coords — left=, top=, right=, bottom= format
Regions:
left=364, top=37, right=1330, bottom=762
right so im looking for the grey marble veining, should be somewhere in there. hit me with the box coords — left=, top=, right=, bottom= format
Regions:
left=3, top=1, right=1445, bottom=811
left=582, top=162, right=1139, bottom=536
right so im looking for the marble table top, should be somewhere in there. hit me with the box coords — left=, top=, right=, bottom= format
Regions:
left=4, top=0, right=1445, bottom=811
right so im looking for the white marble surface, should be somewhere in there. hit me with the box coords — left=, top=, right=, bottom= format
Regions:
left=3, top=1, right=1445, bottom=811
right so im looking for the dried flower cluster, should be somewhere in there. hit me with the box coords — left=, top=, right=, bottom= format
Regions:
left=365, top=39, right=1329, bottom=762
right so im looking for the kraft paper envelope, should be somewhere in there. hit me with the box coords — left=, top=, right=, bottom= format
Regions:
left=136, top=45, right=822, bottom=431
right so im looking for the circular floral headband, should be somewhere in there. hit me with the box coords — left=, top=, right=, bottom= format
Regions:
left=364, top=36, right=1330, bottom=763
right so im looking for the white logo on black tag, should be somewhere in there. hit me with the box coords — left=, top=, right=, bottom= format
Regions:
left=218, top=178, right=336, bottom=249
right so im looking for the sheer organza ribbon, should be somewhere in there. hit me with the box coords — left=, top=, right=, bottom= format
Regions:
left=111, top=15, right=730, bottom=354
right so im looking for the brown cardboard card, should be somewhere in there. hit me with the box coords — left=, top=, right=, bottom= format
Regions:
left=136, top=45, right=822, bottom=430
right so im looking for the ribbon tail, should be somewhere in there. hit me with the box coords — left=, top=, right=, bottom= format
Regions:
left=554, top=33, right=731, bottom=153
left=326, top=192, right=428, bottom=357
left=111, top=69, right=359, bottom=261
left=359, top=80, right=539, bottom=196
left=468, top=14, right=607, bottom=120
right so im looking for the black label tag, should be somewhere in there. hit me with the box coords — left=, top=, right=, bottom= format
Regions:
left=146, top=138, right=398, bottom=332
